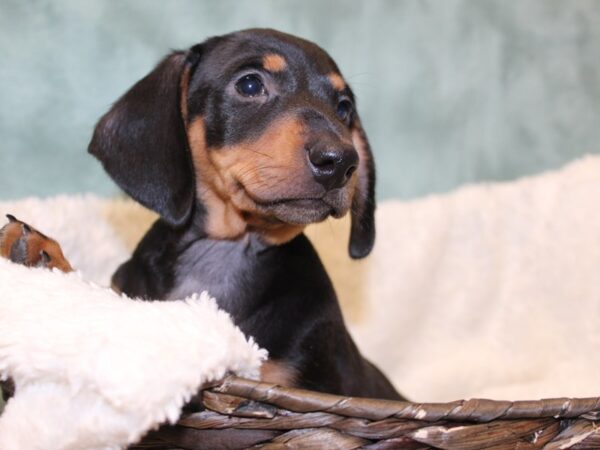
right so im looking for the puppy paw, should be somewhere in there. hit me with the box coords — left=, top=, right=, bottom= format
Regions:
left=0, top=214, right=73, bottom=272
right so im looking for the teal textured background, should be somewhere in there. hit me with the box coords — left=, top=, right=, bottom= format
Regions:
left=1, top=0, right=599, bottom=201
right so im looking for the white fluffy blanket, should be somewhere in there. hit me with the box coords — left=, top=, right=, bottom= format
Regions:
left=0, top=227, right=265, bottom=448
left=313, top=155, right=600, bottom=402
left=0, top=155, right=599, bottom=447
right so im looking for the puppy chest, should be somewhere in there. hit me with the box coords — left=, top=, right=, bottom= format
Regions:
left=167, top=237, right=266, bottom=308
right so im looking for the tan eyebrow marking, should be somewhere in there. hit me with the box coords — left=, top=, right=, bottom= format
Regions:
left=328, top=72, right=346, bottom=91
left=262, top=53, right=287, bottom=72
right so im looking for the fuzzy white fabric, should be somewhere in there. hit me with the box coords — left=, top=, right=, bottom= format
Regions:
left=0, top=155, right=599, bottom=448
left=325, top=155, right=600, bottom=402
left=0, top=245, right=266, bottom=449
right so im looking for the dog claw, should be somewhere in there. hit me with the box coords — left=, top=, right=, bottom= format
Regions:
left=37, top=250, right=51, bottom=268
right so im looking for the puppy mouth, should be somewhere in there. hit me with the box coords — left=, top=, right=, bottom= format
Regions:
left=245, top=190, right=350, bottom=225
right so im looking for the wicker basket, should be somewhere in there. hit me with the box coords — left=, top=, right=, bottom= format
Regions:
left=131, top=376, right=600, bottom=449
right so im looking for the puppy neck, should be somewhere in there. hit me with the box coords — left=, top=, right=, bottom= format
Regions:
left=191, top=199, right=305, bottom=246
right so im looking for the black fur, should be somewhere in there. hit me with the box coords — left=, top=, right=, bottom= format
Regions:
left=114, top=216, right=400, bottom=399
left=89, top=52, right=196, bottom=227
left=90, top=29, right=402, bottom=400
left=349, top=121, right=377, bottom=259
left=9, top=231, right=28, bottom=264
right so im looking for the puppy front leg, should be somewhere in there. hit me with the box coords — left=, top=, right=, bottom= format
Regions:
left=0, top=215, right=73, bottom=404
left=0, top=214, right=73, bottom=273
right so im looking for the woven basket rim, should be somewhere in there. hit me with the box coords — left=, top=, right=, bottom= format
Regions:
left=132, top=377, right=600, bottom=449
left=213, top=376, right=600, bottom=423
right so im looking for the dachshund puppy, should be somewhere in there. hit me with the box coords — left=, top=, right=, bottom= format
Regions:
left=4, top=29, right=402, bottom=400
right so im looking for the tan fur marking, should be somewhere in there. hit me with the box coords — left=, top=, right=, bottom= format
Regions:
left=351, top=126, right=370, bottom=206
left=111, top=281, right=123, bottom=294
left=188, top=119, right=249, bottom=239
left=179, top=63, right=192, bottom=124
left=30, top=237, right=73, bottom=272
left=187, top=116, right=310, bottom=243
left=328, top=72, right=346, bottom=91
left=262, top=53, right=287, bottom=72
left=256, top=224, right=305, bottom=246
left=260, top=360, right=298, bottom=387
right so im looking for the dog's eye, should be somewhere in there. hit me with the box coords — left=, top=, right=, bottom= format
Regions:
left=236, top=74, right=266, bottom=97
left=336, top=99, right=353, bottom=123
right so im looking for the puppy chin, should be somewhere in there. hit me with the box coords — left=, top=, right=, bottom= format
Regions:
left=270, top=200, right=333, bottom=224
left=269, top=190, right=353, bottom=225
left=323, top=188, right=353, bottom=218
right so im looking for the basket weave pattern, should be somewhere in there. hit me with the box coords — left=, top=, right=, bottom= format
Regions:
left=132, top=377, right=600, bottom=449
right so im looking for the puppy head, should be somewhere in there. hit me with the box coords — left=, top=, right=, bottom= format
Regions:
left=89, top=29, right=376, bottom=258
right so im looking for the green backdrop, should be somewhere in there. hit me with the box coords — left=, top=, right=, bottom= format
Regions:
left=1, top=0, right=599, bottom=201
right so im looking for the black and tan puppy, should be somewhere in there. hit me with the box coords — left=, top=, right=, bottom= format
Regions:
left=3, top=29, right=401, bottom=400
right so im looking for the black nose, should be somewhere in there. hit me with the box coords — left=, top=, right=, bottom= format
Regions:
left=308, top=145, right=359, bottom=190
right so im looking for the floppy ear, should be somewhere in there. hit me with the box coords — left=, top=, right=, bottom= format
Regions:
left=88, top=51, right=197, bottom=227
left=349, top=117, right=376, bottom=259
